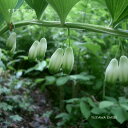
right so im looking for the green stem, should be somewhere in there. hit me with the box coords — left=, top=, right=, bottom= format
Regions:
left=59, top=85, right=65, bottom=111
left=103, top=81, right=106, bottom=99
left=42, top=26, right=45, bottom=38
left=72, top=80, right=77, bottom=98
left=115, top=38, right=120, bottom=58
left=119, top=39, right=124, bottom=55
left=0, top=20, right=128, bottom=38
left=68, top=28, right=71, bottom=46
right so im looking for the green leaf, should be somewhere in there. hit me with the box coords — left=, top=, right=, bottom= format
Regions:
left=99, top=101, right=114, bottom=109
left=35, top=61, right=47, bottom=71
left=0, top=102, right=13, bottom=111
left=35, top=78, right=45, bottom=84
left=111, top=107, right=128, bottom=124
left=0, top=0, right=18, bottom=23
left=65, top=98, right=80, bottom=104
left=0, top=13, right=4, bottom=24
left=45, top=76, right=56, bottom=85
left=86, top=97, right=96, bottom=107
left=91, top=107, right=107, bottom=115
left=66, top=104, right=72, bottom=113
left=0, top=60, right=6, bottom=70
left=56, top=76, right=69, bottom=86
left=119, top=97, right=128, bottom=103
left=70, top=74, right=94, bottom=81
left=9, top=115, right=22, bottom=122
left=104, top=96, right=117, bottom=103
left=0, top=0, right=24, bottom=24
left=105, top=0, right=128, bottom=27
left=25, top=0, right=48, bottom=19
left=0, top=86, right=10, bottom=94
left=92, top=0, right=106, bottom=7
left=84, top=42, right=101, bottom=55
left=15, top=0, right=24, bottom=9
left=25, top=61, right=47, bottom=74
left=55, top=113, right=70, bottom=120
left=120, top=104, right=128, bottom=111
left=46, top=0, right=80, bottom=24
left=80, top=101, right=91, bottom=119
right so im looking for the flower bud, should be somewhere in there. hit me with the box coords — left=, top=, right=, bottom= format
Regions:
left=37, top=38, right=47, bottom=60
left=28, top=41, right=39, bottom=60
left=6, top=32, right=16, bottom=52
left=118, top=56, right=128, bottom=82
left=105, top=58, right=119, bottom=83
left=49, top=48, right=63, bottom=74
left=62, top=47, right=74, bottom=74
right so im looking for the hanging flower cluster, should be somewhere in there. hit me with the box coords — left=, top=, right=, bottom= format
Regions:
left=28, top=38, right=74, bottom=74
left=6, top=32, right=74, bottom=74
left=28, top=38, right=47, bottom=60
left=105, top=55, right=128, bottom=83
left=49, top=47, right=74, bottom=74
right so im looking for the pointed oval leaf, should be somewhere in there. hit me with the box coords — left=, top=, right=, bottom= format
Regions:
left=0, top=0, right=18, bottom=23
left=111, top=107, right=128, bottom=124
left=25, top=0, right=48, bottom=19
left=105, top=0, right=128, bottom=27
left=46, top=0, right=80, bottom=24
left=80, top=101, right=91, bottom=119
left=99, top=101, right=114, bottom=109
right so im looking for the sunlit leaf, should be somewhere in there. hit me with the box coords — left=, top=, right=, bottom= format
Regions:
left=99, top=101, right=114, bottom=109
left=0, top=0, right=18, bottom=23
left=25, top=0, right=48, bottom=19
left=105, top=0, right=128, bottom=27
left=25, top=61, right=47, bottom=74
left=46, top=0, right=80, bottom=24
left=0, top=0, right=24, bottom=25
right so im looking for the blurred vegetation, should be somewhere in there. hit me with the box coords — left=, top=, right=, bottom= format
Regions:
left=0, top=0, right=128, bottom=127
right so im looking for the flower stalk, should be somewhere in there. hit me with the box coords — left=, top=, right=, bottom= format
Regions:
left=1, top=20, right=128, bottom=38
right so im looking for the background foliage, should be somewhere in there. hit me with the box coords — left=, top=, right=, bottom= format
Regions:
left=0, top=0, right=128, bottom=127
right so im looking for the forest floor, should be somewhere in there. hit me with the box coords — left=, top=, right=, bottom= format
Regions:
left=0, top=74, right=55, bottom=128
left=1, top=89, right=54, bottom=128
left=17, top=90, right=53, bottom=128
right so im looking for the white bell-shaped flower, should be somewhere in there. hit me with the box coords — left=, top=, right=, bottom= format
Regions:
left=49, top=48, right=64, bottom=74
left=37, top=38, right=47, bottom=60
left=118, top=56, right=128, bottom=83
left=28, top=41, right=39, bottom=60
left=105, top=58, right=119, bottom=83
left=6, top=32, right=16, bottom=52
left=62, top=47, right=74, bottom=74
